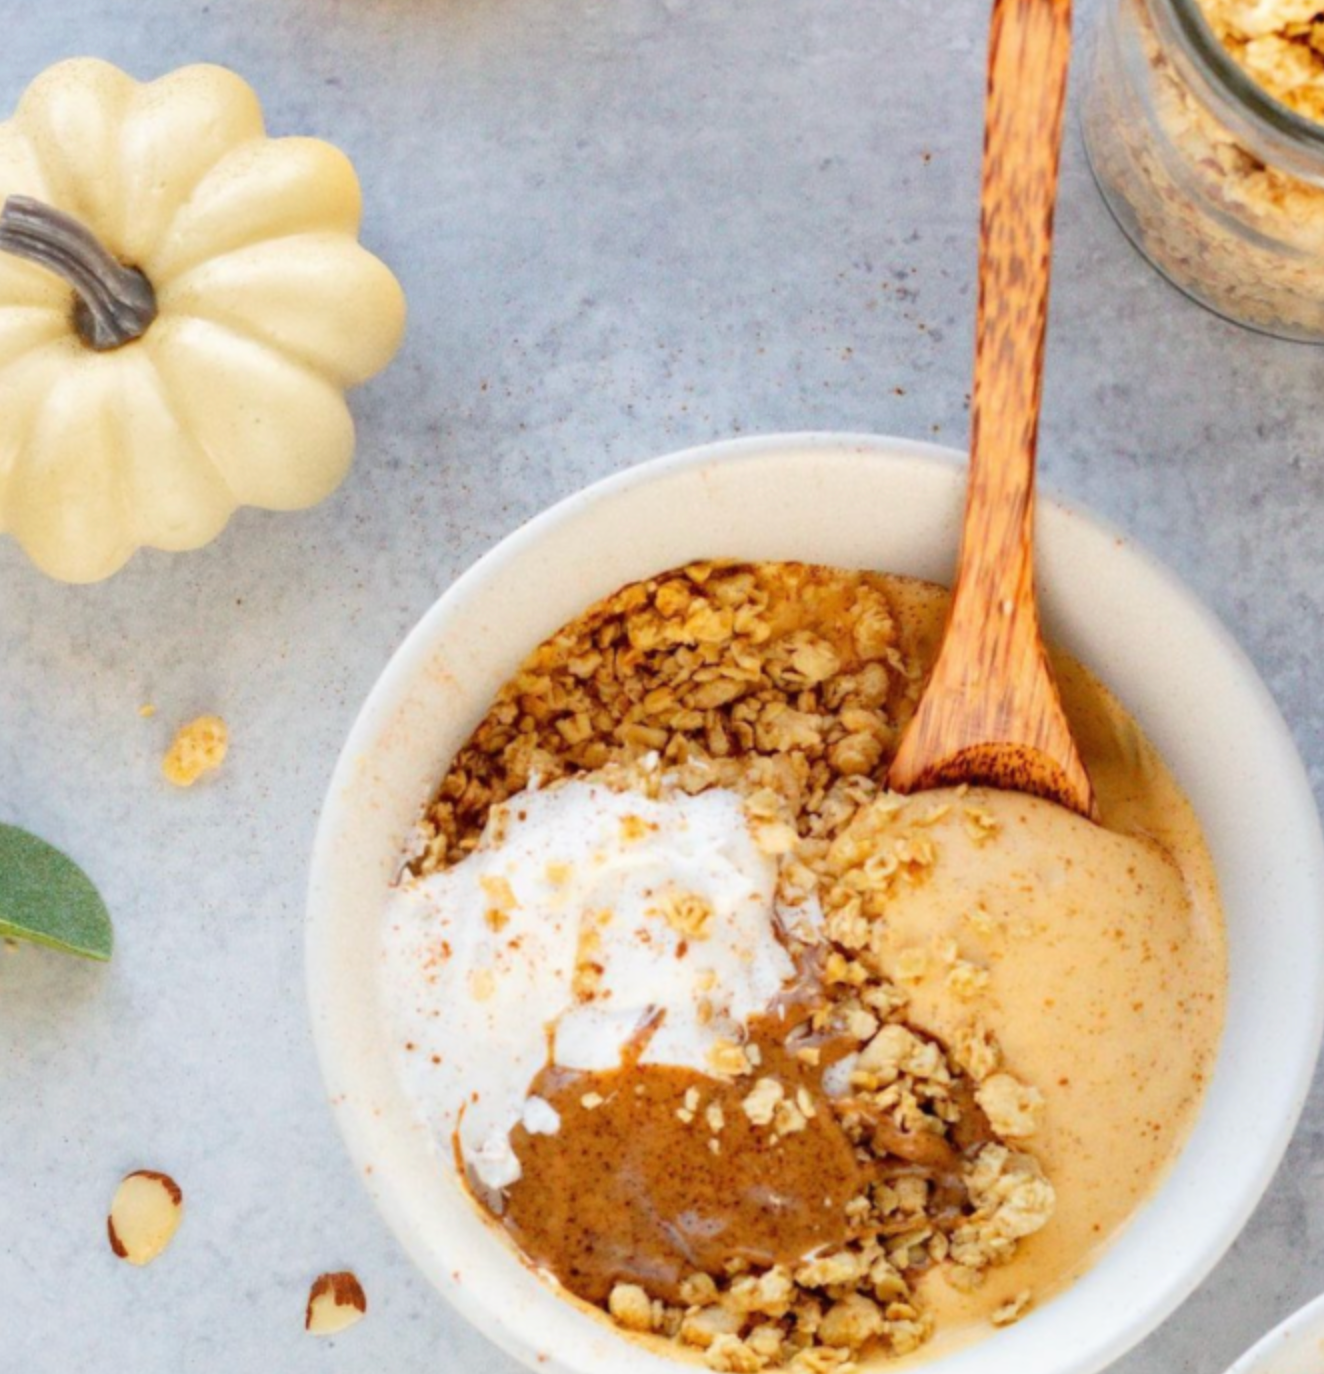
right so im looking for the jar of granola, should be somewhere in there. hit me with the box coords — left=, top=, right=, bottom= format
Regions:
left=1082, top=0, right=1324, bottom=341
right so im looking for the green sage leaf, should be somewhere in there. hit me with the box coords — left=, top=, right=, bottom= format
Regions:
left=0, top=824, right=113, bottom=961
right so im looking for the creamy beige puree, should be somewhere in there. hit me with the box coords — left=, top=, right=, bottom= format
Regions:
left=871, top=602, right=1226, bottom=1341
left=395, top=562, right=1227, bottom=1368
left=876, top=784, right=1223, bottom=1340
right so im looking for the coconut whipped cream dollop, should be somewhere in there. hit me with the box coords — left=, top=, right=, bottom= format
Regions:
left=383, top=774, right=816, bottom=1190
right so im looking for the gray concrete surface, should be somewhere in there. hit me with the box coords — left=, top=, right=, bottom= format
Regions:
left=1, top=0, right=1322, bottom=1369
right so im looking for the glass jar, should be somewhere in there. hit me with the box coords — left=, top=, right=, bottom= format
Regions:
left=1082, top=0, right=1324, bottom=342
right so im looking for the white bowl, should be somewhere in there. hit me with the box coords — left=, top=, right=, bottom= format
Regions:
left=1228, top=1290, right=1324, bottom=1374
left=307, top=433, right=1324, bottom=1374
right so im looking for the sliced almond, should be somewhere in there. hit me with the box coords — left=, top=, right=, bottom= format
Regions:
left=107, top=1170, right=183, bottom=1266
left=305, top=1271, right=367, bottom=1335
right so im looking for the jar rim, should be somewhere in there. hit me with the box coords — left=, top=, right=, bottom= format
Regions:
left=1157, top=0, right=1324, bottom=157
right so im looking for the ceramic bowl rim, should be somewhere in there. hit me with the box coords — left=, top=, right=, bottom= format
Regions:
left=306, top=431, right=1324, bottom=1374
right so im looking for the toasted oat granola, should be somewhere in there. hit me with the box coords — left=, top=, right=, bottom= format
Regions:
left=419, top=561, right=930, bottom=873
left=420, top=562, right=1053, bottom=1369
left=1199, top=0, right=1324, bottom=123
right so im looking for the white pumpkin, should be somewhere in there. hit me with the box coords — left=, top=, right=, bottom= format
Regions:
left=0, top=58, right=406, bottom=582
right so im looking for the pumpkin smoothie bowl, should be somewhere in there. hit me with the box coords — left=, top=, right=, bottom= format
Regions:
left=382, top=556, right=1224, bottom=1371
left=308, top=440, right=1323, bottom=1374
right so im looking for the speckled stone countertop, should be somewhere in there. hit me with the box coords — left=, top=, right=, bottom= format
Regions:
left=1, top=0, right=1322, bottom=1369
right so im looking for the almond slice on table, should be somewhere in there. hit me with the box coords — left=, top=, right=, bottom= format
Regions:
left=306, top=1271, right=368, bottom=1335
left=107, top=1170, right=183, bottom=1266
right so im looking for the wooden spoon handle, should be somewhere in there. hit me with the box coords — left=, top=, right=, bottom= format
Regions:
left=961, top=0, right=1071, bottom=640
left=888, top=0, right=1094, bottom=817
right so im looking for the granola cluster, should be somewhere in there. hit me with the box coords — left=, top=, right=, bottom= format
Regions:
left=600, top=793, right=1051, bottom=1371
left=592, top=1000, right=1053, bottom=1373
left=1199, top=0, right=1324, bottom=122
left=421, top=563, right=1054, bottom=1370
left=420, top=561, right=929, bottom=873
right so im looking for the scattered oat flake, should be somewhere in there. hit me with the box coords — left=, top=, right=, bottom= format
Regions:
left=138, top=703, right=156, bottom=718
left=977, top=1073, right=1045, bottom=1138
left=741, top=1077, right=785, bottom=1126
left=161, top=716, right=228, bottom=787
left=894, top=947, right=931, bottom=984
left=963, top=805, right=1000, bottom=843
left=608, top=1281, right=653, bottom=1332
left=479, top=874, right=518, bottom=910
left=708, top=1039, right=752, bottom=1078
left=652, top=890, right=715, bottom=940
left=965, top=904, right=1000, bottom=937
left=991, top=1289, right=1033, bottom=1327
left=619, top=814, right=653, bottom=842
left=933, top=936, right=960, bottom=965
left=947, top=961, right=991, bottom=999
left=305, top=1271, right=368, bottom=1335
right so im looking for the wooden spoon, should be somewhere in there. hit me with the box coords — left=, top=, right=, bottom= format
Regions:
left=888, top=0, right=1096, bottom=820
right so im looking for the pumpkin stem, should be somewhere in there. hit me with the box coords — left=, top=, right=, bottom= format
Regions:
left=0, top=195, right=157, bottom=351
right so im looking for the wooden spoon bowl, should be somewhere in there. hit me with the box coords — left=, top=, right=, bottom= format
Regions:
left=887, top=0, right=1096, bottom=820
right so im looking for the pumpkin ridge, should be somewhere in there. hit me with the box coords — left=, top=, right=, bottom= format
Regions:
left=143, top=313, right=355, bottom=512
left=113, top=353, right=238, bottom=555
left=156, top=227, right=357, bottom=289
left=139, top=345, right=241, bottom=514
left=0, top=339, right=81, bottom=542
left=105, top=366, right=138, bottom=551
left=15, top=59, right=136, bottom=247
left=156, top=223, right=363, bottom=281
left=118, top=67, right=268, bottom=266
left=0, top=305, right=69, bottom=371
left=0, top=340, right=58, bottom=526
left=147, top=308, right=339, bottom=393
left=0, top=332, right=78, bottom=389
left=143, top=136, right=363, bottom=284
left=0, top=124, right=56, bottom=211
left=156, top=232, right=406, bottom=386
left=10, top=357, right=138, bottom=582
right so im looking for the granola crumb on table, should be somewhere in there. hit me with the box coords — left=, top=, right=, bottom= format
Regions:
left=161, top=715, right=228, bottom=787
